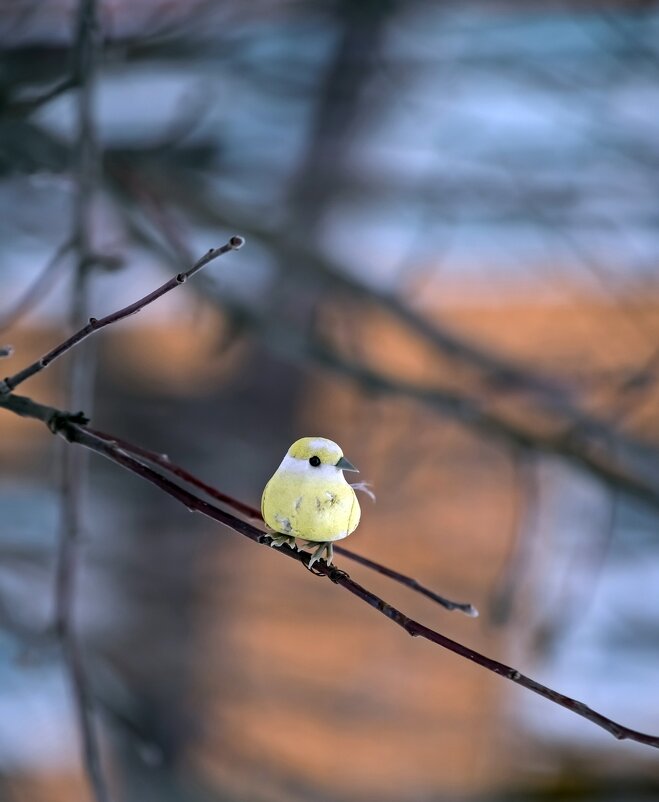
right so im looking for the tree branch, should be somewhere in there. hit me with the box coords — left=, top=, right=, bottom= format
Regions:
left=0, top=391, right=657, bottom=750
left=312, top=345, right=659, bottom=514
left=197, top=280, right=659, bottom=518
left=1, top=210, right=656, bottom=751
left=55, top=3, right=110, bottom=802
left=85, top=427, right=478, bottom=617
left=0, top=236, right=244, bottom=395
left=111, top=172, right=659, bottom=517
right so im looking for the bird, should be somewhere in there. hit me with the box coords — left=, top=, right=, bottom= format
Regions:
left=261, top=436, right=361, bottom=567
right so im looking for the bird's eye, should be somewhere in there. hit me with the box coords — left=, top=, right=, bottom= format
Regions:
left=309, top=455, right=321, bottom=467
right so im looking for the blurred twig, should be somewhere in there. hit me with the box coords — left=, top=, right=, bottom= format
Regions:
left=200, top=280, right=659, bottom=517
left=54, top=3, right=110, bottom=802
left=489, top=451, right=541, bottom=625
left=107, top=164, right=572, bottom=401
left=0, top=238, right=72, bottom=333
left=530, top=492, right=620, bottom=658
left=0, top=391, right=657, bottom=749
left=107, top=193, right=659, bottom=519
left=119, top=172, right=659, bottom=464
left=7, top=75, right=77, bottom=118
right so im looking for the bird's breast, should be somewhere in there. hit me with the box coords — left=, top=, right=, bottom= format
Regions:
left=262, top=474, right=360, bottom=542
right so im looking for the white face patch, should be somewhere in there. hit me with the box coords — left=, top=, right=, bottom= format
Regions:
left=277, top=453, right=343, bottom=480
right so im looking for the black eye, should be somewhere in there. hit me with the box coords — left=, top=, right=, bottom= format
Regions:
left=309, top=455, right=321, bottom=467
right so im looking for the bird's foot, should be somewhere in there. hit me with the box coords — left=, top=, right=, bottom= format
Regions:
left=306, top=541, right=333, bottom=568
left=269, top=534, right=297, bottom=550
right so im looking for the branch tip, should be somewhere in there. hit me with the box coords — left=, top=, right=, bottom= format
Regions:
left=229, top=235, right=245, bottom=250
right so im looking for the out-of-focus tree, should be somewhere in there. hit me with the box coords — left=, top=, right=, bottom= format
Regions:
left=1, top=1, right=659, bottom=801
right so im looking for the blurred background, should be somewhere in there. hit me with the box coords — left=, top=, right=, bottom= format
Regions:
left=1, top=1, right=659, bottom=800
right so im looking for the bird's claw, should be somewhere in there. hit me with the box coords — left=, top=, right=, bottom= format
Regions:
left=307, top=541, right=333, bottom=568
left=269, top=534, right=297, bottom=550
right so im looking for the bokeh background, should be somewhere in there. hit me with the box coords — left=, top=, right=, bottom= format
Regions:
left=1, top=1, right=659, bottom=800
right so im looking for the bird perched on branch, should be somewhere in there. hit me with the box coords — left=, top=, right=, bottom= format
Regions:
left=261, top=437, right=361, bottom=567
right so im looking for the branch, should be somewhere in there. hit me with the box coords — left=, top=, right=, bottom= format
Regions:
left=1, top=208, right=656, bottom=748
left=489, top=451, right=540, bottom=625
left=311, top=345, right=659, bottom=514
left=196, top=279, right=659, bottom=518
left=0, top=392, right=658, bottom=750
left=331, top=546, right=477, bottom=616
left=55, top=3, right=110, bottom=802
left=111, top=172, right=659, bottom=515
left=188, top=213, right=580, bottom=402
left=114, top=173, right=639, bottom=442
left=0, top=236, right=244, bottom=395
left=85, top=428, right=478, bottom=617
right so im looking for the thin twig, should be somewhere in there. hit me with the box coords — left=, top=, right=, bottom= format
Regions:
left=0, top=239, right=73, bottom=334
left=489, top=451, right=541, bottom=625
left=85, top=428, right=477, bottom=617
left=8, top=76, right=77, bottom=118
left=331, top=546, right=478, bottom=616
left=1, top=236, right=244, bottom=394
left=0, top=396, right=655, bottom=750
left=530, top=493, right=620, bottom=654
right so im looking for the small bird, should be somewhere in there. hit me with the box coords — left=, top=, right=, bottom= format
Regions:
left=261, top=436, right=361, bottom=567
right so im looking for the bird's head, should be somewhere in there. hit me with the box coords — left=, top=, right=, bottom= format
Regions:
left=285, top=436, right=359, bottom=474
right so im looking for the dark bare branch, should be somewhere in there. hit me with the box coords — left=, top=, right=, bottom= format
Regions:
left=0, top=393, right=655, bottom=750
left=0, top=236, right=244, bottom=395
left=85, top=427, right=477, bottom=617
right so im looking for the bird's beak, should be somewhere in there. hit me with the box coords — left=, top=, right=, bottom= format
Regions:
left=335, top=456, right=359, bottom=473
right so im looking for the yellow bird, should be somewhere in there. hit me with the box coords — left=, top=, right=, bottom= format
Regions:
left=261, top=436, right=361, bottom=566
